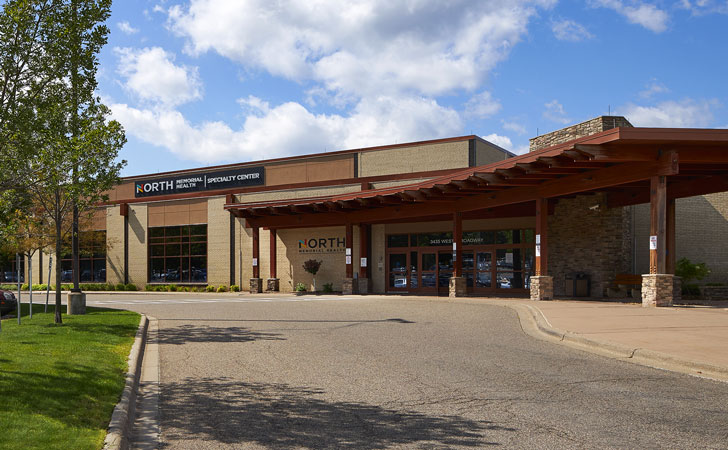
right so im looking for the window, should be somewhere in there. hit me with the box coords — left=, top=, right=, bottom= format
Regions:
left=149, top=225, right=207, bottom=283
left=0, top=252, right=25, bottom=283
left=60, top=231, right=106, bottom=282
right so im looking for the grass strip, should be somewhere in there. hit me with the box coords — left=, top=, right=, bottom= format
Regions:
left=0, top=304, right=140, bottom=450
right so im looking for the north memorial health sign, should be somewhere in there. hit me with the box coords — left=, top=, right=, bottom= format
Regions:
left=134, top=166, right=264, bottom=198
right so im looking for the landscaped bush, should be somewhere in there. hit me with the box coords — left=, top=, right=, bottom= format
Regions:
left=230, top=284, right=240, bottom=292
left=682, top=283, right=701, bottom=296
left=216, top=285, right=228, bottom=293
left=205, top=285, right=216, bottom=292
left=294, top=282, right=307, bottom=292
left=322, top=282, right=334, bottom=293
left=145, top=284, right=155, bottom=291
left=124, top=283, right=137, bottom=291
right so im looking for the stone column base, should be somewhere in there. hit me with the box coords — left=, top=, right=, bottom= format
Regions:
left=249, top=278, right=263, bottom=294
left=530, top=276, right=553, bottom=301
left=67, top=291, right=86, bottom=315
left=449, top=276, right=466, bottom=298
left=356, top=278, right=370, bottom=295
left=642, top=274, right=674, bottom=307
left=266, top=278, right=280, bottom=292
left=342, top=278, right=356, bottom=295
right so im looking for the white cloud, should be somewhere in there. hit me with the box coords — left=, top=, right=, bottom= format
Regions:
left=502, top=120, right=527, bottom=135
left=620, top=99, right=718, bottom=127
left=110, top=95, right=462, bottom=164
left=679, top=0, right=728, bottom=14
left=167, top=0, right=555, bottom=100
left=551, top=19, right=594, bottom=41
left=465, top=91, right=502, bottom=119
left=117, top=21, right=139, bottom=35
left=592, top=0, right=669, bottom=32
left=639, top=80, right=670, bottom=99
left=116, top=47, right=202, bottom=106
left=482, top=133, right=513, bottom=150
left=543, top=99, right=571, bottom=124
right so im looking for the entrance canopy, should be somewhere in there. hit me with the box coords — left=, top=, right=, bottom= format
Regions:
left=225, top=127, right=728, bottom=229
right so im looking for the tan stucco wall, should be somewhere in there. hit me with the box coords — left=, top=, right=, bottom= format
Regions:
left=371, top=224, right=386, bottom=293
left=358, top=141, right=469, bottom=177
left=234, top=185, right=361, bottom=203
left=635, top=192, right=728, bottom=283
left=106, top=205, right=125, bottom=285
left=206, top=197, right=230, bottom=287
left=127, top=204, right=147, bottom=287
left=369, top=178, right=433, bottom=189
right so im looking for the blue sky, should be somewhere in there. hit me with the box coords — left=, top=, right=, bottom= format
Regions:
left=97, top=0, right=728, bottom=176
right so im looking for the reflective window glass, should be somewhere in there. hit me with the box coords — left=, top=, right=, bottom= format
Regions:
left=387, top=234, right=409, bottom=248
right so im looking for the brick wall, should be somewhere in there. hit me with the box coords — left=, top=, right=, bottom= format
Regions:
left=127, top=204, right=147, bottom=287
left=548, top=194, right=632, bottom=297
left=206, top=197, right=230, bottom=287
left=635, top=192, right=728, bottom=283
left=529, top=116, right=633, bottom=152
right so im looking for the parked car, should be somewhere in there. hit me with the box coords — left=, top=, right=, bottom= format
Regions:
left=1, top=289, right=17, bottom=315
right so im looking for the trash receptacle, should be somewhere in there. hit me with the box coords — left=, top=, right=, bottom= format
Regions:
left=564, top=273, right=574, bottom=296
left=575, top=272, right=590, bottom=297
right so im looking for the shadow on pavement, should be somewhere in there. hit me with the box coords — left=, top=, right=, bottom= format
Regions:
left=157, top=325, right=286, bottom=345
left=160, top=377, right=509, bottom=448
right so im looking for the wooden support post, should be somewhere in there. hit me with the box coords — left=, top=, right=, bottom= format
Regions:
left=453, top=212, right=462, bottom=277
left=269, top=229, right=277, bottom=279
left=650, top=176, right=667, bottom=274
left=666, top=198, right=676, bottom=275
left=345, top=223, right=353, bottom=278
left=359, top=224, right=368, bottom=278
left=535, top=198, right=548, bottom=276
left=252, top=226, right=260, bottom=279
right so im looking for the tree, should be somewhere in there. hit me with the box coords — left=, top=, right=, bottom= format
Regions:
left=303, top=259, right=322, bottom=292
left=15, top=0, right=125, bottom=324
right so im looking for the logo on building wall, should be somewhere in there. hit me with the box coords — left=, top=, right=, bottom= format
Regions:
left=134, top=166, right=265, bottom=198
left=298, top=237, right=346, bottom=253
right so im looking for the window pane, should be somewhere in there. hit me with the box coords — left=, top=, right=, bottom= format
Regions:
left=190, top=243, right=206, bottom=256
left=462, top=252, right=474, bottom=271
left=150, top=245, right=165, bottom=257
left=476, top=272, right=491, bottom=288
left=421, top=273, right=436, bottom=287
left=61, top=260, right=73, bottom=282
left=465, top=272, right=474, bottom=288
left=166, top=244, right=181, bottom=256
left=165, top=258, right=181, bottom=282
left=476, top=252, right=491, bottom=271
left=150, top=258, right=165, bottom=282
left=523, top=229, right=535, bottom=243
left=94, top=260, right=106, bottom=282
left=496, top=249, right=515, bottom=270
left=166, top=226, right=181, bottom=236
left=389, top=253, right=407, bottom=274
left=387, top=234, right=409, bottom=248
left=80, top=260, right=92, bottom=282
left=415, top=232, right=452, bottom=247
left=496, top=230, right=512, bottom=244
left=497, top=272, right=515, bottom=289
left=422, top=253, right=436, bottom=271
left=463, top=231, right=494, bottom=245
left=181, top=257, right=190, bottom=283
left=191, top=257, right=206, bottom=282
left=410, top=251, right=418, bottom=288
left=190, top=224, right=207, bottom=235
left=512, top=229, right=521, bottom=244
left=191, top=235, right=206, bottom=242
left=149, top=227, right=165, bottom=238
left=438, top=252, right=453, bottom=271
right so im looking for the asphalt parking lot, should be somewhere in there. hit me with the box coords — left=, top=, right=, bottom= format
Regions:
left=87, top=293, right=728, bottom=449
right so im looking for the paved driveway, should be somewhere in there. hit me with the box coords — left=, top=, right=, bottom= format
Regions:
left=88, top=294, right=728, bottom=449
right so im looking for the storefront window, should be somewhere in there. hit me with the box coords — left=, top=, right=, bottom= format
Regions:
left=149, top=225, right=207, bottom=283
left=60, top=231, right=107, bottom=282
left=387, top=234, right=409, bottom=248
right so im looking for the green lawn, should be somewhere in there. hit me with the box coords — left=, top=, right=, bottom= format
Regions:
left=0, top=304, right=140, bottom=450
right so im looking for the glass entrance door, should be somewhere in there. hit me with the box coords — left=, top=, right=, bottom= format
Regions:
left=388, top=253, right=408, bottom=291
left=475, top=251, right=493, bottom=290
left=420, top=252, right=437, bottom=290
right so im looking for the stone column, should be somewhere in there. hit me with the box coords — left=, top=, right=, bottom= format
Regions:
left=449, top=277, right=466, bottom=298
left=642, top=274, right=674, bottom=307
left=342, top=278, right=355, bottom=295
left=530, top=276, right=553, bottom=301
left=249, top=278, right=262, bottom=294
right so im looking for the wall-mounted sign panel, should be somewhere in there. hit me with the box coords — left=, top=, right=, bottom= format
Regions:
left=134, top=166, right=264, bottom=198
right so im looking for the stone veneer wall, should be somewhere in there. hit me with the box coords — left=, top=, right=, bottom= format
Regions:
left=529, top=116, right=633, bottom=152
left=548, top=193, right=632, bottom=297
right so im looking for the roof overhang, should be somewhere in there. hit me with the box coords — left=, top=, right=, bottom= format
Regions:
left=225, top=127, right=728, bottom=229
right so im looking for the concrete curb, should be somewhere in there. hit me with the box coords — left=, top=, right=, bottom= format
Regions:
left=507, top=302, right=728, bottom=383
left=104, top=314, right=149, bottom=450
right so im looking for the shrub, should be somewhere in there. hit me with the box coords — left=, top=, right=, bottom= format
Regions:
left=322, top=282, right=334, bottom=293
left=154, top=285, right=166, bottom=292
left=294, top=282, right=307, bottom=292
left=682, top=283, right=701, bottom=296
left=217, top=285, right=228, bottom=293
left=125, top=283, right=137, bottom=291
left=205, top=285, right=216, bottom=292
left=230, top=284, right=240, bottom=292
left=675, top=258, right=710, bottom=284
left=145, top=285, right=155, bottom=291
left=167, top=284, right=178, bottom=292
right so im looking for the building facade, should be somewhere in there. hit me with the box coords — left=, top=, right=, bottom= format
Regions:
left=10, top=116, right=727, bottom=304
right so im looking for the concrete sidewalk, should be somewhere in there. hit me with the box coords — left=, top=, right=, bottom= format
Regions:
left=499, top=298, right=728, bottom=381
